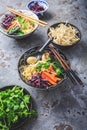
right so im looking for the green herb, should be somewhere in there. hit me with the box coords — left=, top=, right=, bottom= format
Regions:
left=46, top=57, right=51, bottom=62
left=17, top=31, right=24, bottom=36
left=35, top=62, right=43, bottom=72
left=17, top=16, right=27, bottom=30
left=18, top=16, right=25, bottom=23
left=0, top=86, right=37, bottom=130
left=22, top=22, right=27, bottom=29
left=7, top=26, right=20, bottom=35
left=53, top=59, right=64, bottom=76
left=56, top=68, right=63, bottom=76
left=53, top=59, right=62, bottom=69
left=35, top=57, right=51, bottom=72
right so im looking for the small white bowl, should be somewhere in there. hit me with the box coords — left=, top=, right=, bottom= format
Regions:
left=27, top=0, right=49, bottom=17
left=0, top=10, right=39, bottom=39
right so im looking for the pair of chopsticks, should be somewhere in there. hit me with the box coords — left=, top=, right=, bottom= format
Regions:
left=6, top=7, right=48, bottom=27
left=49, top=44, right=84, bottom=86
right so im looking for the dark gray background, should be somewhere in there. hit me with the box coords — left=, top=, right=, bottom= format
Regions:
left=0, top=0, right=87, bottom=130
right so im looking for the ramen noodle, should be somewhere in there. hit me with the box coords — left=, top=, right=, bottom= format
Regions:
left=21, top=65, right=36, bottom=80
left=21, top=60, right=45, bottom=80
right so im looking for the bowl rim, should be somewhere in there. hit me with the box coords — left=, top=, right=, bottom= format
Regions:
left=0, top=9, right=39, bottom=38
left=47, top=22, right=81, bottom=47
left=27, top=0, right=49, bottom=14
left=18, top=45, right=67, bottom=90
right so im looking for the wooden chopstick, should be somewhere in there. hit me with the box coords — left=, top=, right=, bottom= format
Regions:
left=6, top=7, right=48, bottom=26
left=51, top=50, right=77, bottom=85
left=49, top=44, right=77, bottom=85
left=49, top=44, right=84, bottom=86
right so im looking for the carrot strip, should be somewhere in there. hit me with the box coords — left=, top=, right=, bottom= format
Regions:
left=53, top=76, right=61, bottom=81
left=42, top=71, right=61, bottom=85
left=47, top=67, right=57, bottom=76
left=43, top=71, right=61, bottom=82
left=7, top=21, right=18, bottom=30
left=42, top=72, right=56, bottom=85
left=48, top=67, right=55, bottom=72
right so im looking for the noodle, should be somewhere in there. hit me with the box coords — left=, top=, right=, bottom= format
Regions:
left=18, top=19, right=35, bottom=34
left=21, top=64, right=36, bottom=80
left=48, top=23, right=80, bottom=46
left=21, top=60, right=45, bottom=80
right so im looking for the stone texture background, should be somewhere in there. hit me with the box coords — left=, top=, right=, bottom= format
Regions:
left=0, top=0, right=87, bottom=130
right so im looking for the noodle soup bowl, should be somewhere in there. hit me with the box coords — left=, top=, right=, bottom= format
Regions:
left=47, top=22, right=81, bottom=49
left=0, top=10, right=39, bottom=39
left=18, top=46, right=68, bottom=90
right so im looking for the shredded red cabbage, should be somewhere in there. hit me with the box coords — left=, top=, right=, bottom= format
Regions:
left=30, top=2, right=44, bottom=12
left=28, top=74, right=50, bottom=89
left=2, top=14, right=17, bottom=29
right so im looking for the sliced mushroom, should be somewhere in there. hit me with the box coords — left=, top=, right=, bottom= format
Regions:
left=42, top=52, right=49, bottom=61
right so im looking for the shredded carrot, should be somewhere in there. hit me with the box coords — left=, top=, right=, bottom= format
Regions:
left=48, top=67, right=54, bottom=72
left=47, top=67, right=56, bottom=75
left=7, top=21, right=18, bottom=30
left=42, top=72, right=56, bottom=85
left=43, top=71, right=61, bottom=82
left=53, top=76, right=61, bottom=81
left=42, top=71, right=61, bottom=85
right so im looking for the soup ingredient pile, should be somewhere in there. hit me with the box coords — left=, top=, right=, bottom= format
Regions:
left=20, top=51, right=64, bottom=89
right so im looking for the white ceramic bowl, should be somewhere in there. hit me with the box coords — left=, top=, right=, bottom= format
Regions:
left=0, top=10, right=39, bottom=39
left=27, top=0, right=49, bottom=17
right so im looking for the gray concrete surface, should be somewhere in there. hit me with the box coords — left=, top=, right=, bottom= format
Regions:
left=0, top=0, right=87, bottom=130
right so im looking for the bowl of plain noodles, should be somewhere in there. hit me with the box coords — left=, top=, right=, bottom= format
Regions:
left=47, top=22, right=81, bottom=48
left=0, top=10, right=39, bottom=39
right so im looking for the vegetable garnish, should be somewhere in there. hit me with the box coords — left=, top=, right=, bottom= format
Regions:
left=53, top=59, right=64, bottom=77
left=2, top=14, right=17, bottom=29
left=42, top=71, right=61, bottom=84
left=35, top=57, right=51, bottom=72
left=28, top=74, right=50, bottom=88
left=0, top=86, right=37, bottom=130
